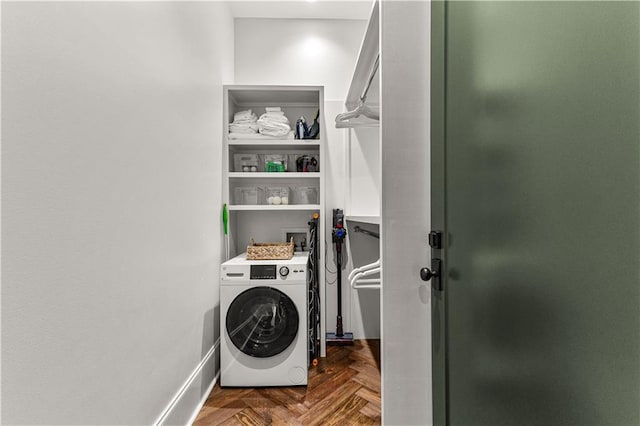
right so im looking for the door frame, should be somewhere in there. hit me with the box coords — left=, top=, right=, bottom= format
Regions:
left=430, top=1, right=447, bottom=425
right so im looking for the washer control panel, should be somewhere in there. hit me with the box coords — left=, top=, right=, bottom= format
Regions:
left=244, top=264, right=306, bottom=280
left=250, top=264, right=276, bottom=280
left=284, top=266, right=306, bottom=280
left=221, top=253, right=309, bottom=282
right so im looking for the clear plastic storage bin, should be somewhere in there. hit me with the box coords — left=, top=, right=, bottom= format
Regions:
left=233, top=154, right=261, bottom=173
left=291, top=154, right=319, bottom=172
left=293, top=186, right=319, bottom=204
left=265, top=186, right=290, bottom=205
left=264, top=154, right=288, bottom=172
left=234, top=186, right=263, bottom=205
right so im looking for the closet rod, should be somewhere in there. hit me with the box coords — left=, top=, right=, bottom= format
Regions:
left=334, top=53, right=380, bottom=126
left=359, top=53, right=380, bottom=104
left=353, top=226, right=380, bottom=239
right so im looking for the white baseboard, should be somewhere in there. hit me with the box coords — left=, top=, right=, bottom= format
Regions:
left=154, top=339, right=220, bottom=426
left=185, top=372, right=218, bottom=426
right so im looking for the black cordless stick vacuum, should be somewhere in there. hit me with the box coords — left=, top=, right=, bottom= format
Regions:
left=327, top=209, right=354, bottom=345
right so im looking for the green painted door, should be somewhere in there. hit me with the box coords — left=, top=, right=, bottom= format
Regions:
left=431, top=2, right=640, bottom=425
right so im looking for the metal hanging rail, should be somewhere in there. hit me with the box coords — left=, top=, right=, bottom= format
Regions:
left=360, top=53, right=380, bottom=103
left=335, top=53, right=380, bottom=127
left=353, top=225, right=380, bottom=239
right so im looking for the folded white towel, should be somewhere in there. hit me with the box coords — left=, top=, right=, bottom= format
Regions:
left=260, top=127, right=291, bottom=137
left=230, top=129, right=258, bottom=135
left=258, top=113, right=289, bottom=125
left=230, top=122, right=259, bottom=133
left=232, top=120, right=256, bottom=126
left=265, top=107, right=282, bottom=113
left=229, top=125, right=258, bottom=131
left=229, top=131, right=294, bottom=140
left=257, top=118, right=291, bottom=137
left=263, top=111, right=285, bottom=117
left=230, top=120, right=256, bottom=126
left=234, top=110, right=256, bottom=122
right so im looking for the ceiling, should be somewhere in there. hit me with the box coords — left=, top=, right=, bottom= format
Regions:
left=228, top=0, right=373, bottom=21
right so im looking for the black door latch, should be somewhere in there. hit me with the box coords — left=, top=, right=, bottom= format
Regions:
left=428, top=231, right=442, bottom=249
left=419, top=258, right=442, bottom=291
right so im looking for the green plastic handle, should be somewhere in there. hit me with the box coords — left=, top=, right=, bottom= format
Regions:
left=222, top=203, right=228, bottom=235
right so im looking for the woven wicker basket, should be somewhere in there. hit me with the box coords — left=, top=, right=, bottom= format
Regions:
left=246, top=238, right=294, bottom=260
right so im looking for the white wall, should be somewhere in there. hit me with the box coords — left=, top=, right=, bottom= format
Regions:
left=380, top=1, right=432, bottom=425
left=1, top=2, right=233, bottom=424
left=345, top=124, right=381, bottom=340
left=234, top=16, right=377, bottom=339
left=234, top=18, right=367, bottom=101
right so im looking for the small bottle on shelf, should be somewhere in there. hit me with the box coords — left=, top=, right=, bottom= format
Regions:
left=295, top=116, right=307, bottom=139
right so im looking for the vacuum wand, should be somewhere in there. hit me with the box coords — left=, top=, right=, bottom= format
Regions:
left=335, top=235, right=344, bottom=337
left=327, top=209, right=353, bottom=345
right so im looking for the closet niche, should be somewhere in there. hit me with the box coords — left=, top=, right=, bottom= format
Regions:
left=336, top=1, right=381, bottom=341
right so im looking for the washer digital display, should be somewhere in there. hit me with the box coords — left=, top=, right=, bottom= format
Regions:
left=250, top=264, right=276, bottom=280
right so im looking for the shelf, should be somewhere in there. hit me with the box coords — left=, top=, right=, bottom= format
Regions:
left=346, top=215, right=381, bottom=225
left=229, top=172, right=320, bottom=179
left=229, top=204, right=321, bottom=211
left=229, top=139, right=321, bottom=148
left=226, top=85, right=322, bottom=106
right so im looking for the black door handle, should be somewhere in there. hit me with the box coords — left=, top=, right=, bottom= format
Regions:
left=419, top=259, right=442, bottom=290
left=420, top=267, right=438, bottom=281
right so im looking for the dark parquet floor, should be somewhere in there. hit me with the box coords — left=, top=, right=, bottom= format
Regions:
left=194, top=339, right=381, bottom=425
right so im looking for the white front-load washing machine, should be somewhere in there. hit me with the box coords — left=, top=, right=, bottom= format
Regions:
left=220, top=252, right=309, bottom=387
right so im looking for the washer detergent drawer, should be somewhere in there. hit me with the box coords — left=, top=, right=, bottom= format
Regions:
left=221, top=264, right=249, bottom=281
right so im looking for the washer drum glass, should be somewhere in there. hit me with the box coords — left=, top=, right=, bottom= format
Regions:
left=226, top=287, right=299, bottom=358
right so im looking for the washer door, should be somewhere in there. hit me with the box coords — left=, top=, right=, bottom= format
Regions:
left=226, top=286, right=299, bottom=358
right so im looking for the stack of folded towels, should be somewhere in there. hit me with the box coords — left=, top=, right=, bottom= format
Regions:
left=257, top=107, right=291, bottom=137
left=229, top=110, right=258, bottom=135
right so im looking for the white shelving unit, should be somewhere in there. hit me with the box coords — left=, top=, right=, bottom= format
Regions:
left=223, top=85, right=327, bottom=356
